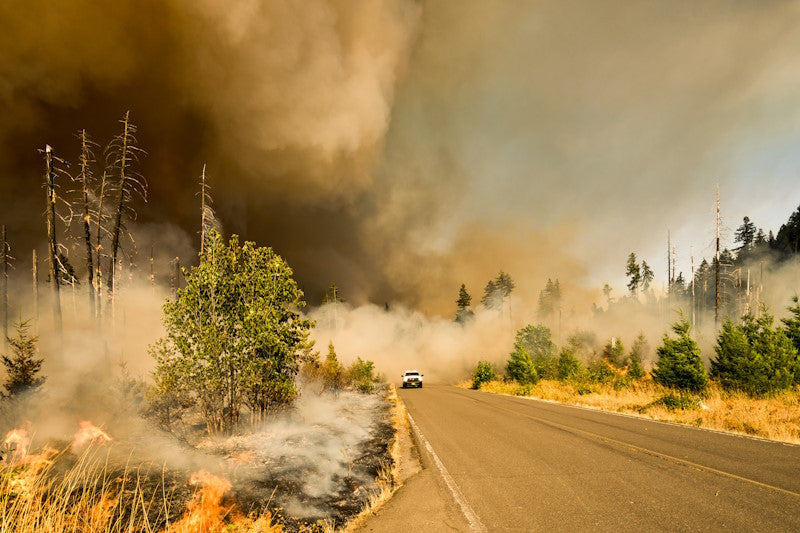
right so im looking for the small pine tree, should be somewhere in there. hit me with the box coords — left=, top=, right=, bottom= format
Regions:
left=781, top=296, right=800, bottom=383
left=603, top=338, right=626, bottom=368
left=712, top=311, right=797, bottom=396
left=322, top=341, right=343, bottom=390
left=472, top=360, right=496, bottom=389
left=652, top=318, right=708, bottom=392
left=506, top=347, right=538, bottom=385
left=556, top=349, right=583, bottom=381
left=455, top=284, right=474, bottom=324
left=2, top=320, right=45, bottom=398
left=627, top=333, right=648, bottom=380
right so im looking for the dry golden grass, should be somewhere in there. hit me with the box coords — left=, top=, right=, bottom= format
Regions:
left=460, top=379, right=800, bottom=444
left=0, top=442, right=285, bottom=533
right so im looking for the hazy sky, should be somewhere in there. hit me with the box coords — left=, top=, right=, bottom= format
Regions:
left=2, top=0, right=800, bottom=314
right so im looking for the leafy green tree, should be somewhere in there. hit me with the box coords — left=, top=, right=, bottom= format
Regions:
left=652, top=318, right=708, bottom=392
left=149, top=231, right=313, bottom=434
left=472, top=360, right=496, bottom=389
left=626, top=253, right=641, bottom=295
left=455, top=284, right=474, bottom=324
left=627, top=333, right=648, bottom=379
left=603, top=338, right=626, bottom=368
left=2, top=320, right=45, bottom=398
left=512, top=324, right=557, bottom=378
left=506, top=347, right=538, bottom=385
left=712, top=311, right=797, bottom=396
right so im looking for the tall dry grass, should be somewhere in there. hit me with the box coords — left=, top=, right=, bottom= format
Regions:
left=0, top=442, right=284, bottom=533
left=464, top=379, right=800, bottom=444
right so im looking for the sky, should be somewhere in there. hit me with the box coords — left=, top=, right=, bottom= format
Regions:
left=2, top=0, right=800, bottom=315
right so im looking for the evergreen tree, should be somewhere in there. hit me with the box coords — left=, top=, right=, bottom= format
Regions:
left=2, top=320, right=45, bottom=398
left=506, top=346, right=538, bottom=385
left=773, top=204, right=800, bottom=255
left=628, top=333, right=648, bottom=379
left=602, top=283, right=614, bottom=306
left=455, top=284, right=474, bottom=324
left=652, top=318, right=708, bottom=392
left=782, top=296, right=800, bottom=366
left=481, top=280, right=501, bottom=310
left=712, top=311, right=798, bottom=396
left=603, top=337, right=626, bottom=368
left=641, top=261, right=654, bottom=291
left=322, top=341, right=344, bottom=390
left=626, top=253, right=641, bottom=295
left=472, top=360, right=496, bottom=389
left=537, top=278, right=562, bottom=320
left=734, top=216, right=757, bottom=251
left=556, top=348, right=583, bottom=381
left=495, top=271, right=515, bottom=299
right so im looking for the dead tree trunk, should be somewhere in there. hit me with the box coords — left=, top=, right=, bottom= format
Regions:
left=32, top=249, right=39, bottom=331
left=94, top=170, right=107, bottom=319
left=79, top=129, right=95, bottom=319
left=107, top=111, right=131, bottom=299
left=1, top=225, right=7, bottom=350
left=44, top=145, right=62, bottom=336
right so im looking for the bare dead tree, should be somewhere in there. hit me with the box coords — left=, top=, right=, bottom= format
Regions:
left=32, top=249, right=39, bottom=332
left=198, top=164, right=220, bottom=255
left=94, top=169, right=109, bottom=318
left=105, top=111, right=147, bottom=303
left=715, top=183, right=721, bottom=325
left=43, top=145, right=63, bottom=335
left=77, top=129, right=99, bottom=319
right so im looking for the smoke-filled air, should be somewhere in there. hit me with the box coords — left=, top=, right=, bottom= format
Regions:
left=3, top=0, right=800, bottom=531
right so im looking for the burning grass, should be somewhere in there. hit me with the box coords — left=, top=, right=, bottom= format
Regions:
left=463, top=379, right=800, bottom=444
left=0, top=386, right=397, bottom=532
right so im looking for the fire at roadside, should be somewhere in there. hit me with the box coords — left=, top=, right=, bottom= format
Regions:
left=0, top=387, right=394, bottom=532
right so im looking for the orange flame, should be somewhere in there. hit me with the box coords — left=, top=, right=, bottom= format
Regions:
left=90, top=494, right=119, bottom=528
left=3, top=426, right=31, bottom=462
left=170, top=470, right=232, bottom=533
left=72, top=421, right=112, bottom=449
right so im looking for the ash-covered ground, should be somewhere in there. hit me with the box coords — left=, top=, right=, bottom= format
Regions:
left=201, top=387, right=394, bottom=530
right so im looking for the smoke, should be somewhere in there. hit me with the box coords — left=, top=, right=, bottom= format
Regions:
left=3, top=1, right=800, bottom=312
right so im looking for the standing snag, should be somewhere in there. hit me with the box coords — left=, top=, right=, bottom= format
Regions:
left=105, top=111, right=147, bottom=301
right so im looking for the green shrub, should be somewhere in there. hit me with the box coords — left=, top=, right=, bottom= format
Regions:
left=655, top=393, right=700, bottom=411
left=514, top=383, right=536, bottom=396
left=348, top=357, right=378, bottom=393
left=586, top=358, right=615, bottom=384
left=712, top=311, right=797, bottom=396
left=506, top=347, right=539, bottom=385
left=472, top=360, right=497, bottom=389
left=652, top=318, right=708, bottom=393
left=556, top=349, right=583, bottom=381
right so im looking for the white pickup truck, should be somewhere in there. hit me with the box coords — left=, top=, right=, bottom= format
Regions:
left=401, top=370, right=423, bottom=388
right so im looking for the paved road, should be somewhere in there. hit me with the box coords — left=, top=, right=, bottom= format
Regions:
left=362, top=384, right=800, bottom=532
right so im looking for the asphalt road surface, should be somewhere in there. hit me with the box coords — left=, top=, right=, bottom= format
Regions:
left=361, top=384, right=800, bottom=532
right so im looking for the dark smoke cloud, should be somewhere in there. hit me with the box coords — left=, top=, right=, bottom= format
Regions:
left=3, top=0, right=800, bottom=316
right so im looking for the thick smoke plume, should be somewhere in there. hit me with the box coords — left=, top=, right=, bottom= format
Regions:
left=4, top=1, right=800, bottom=313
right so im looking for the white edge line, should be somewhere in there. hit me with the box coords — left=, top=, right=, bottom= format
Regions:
left=407, top=413, right=487, bottom=533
